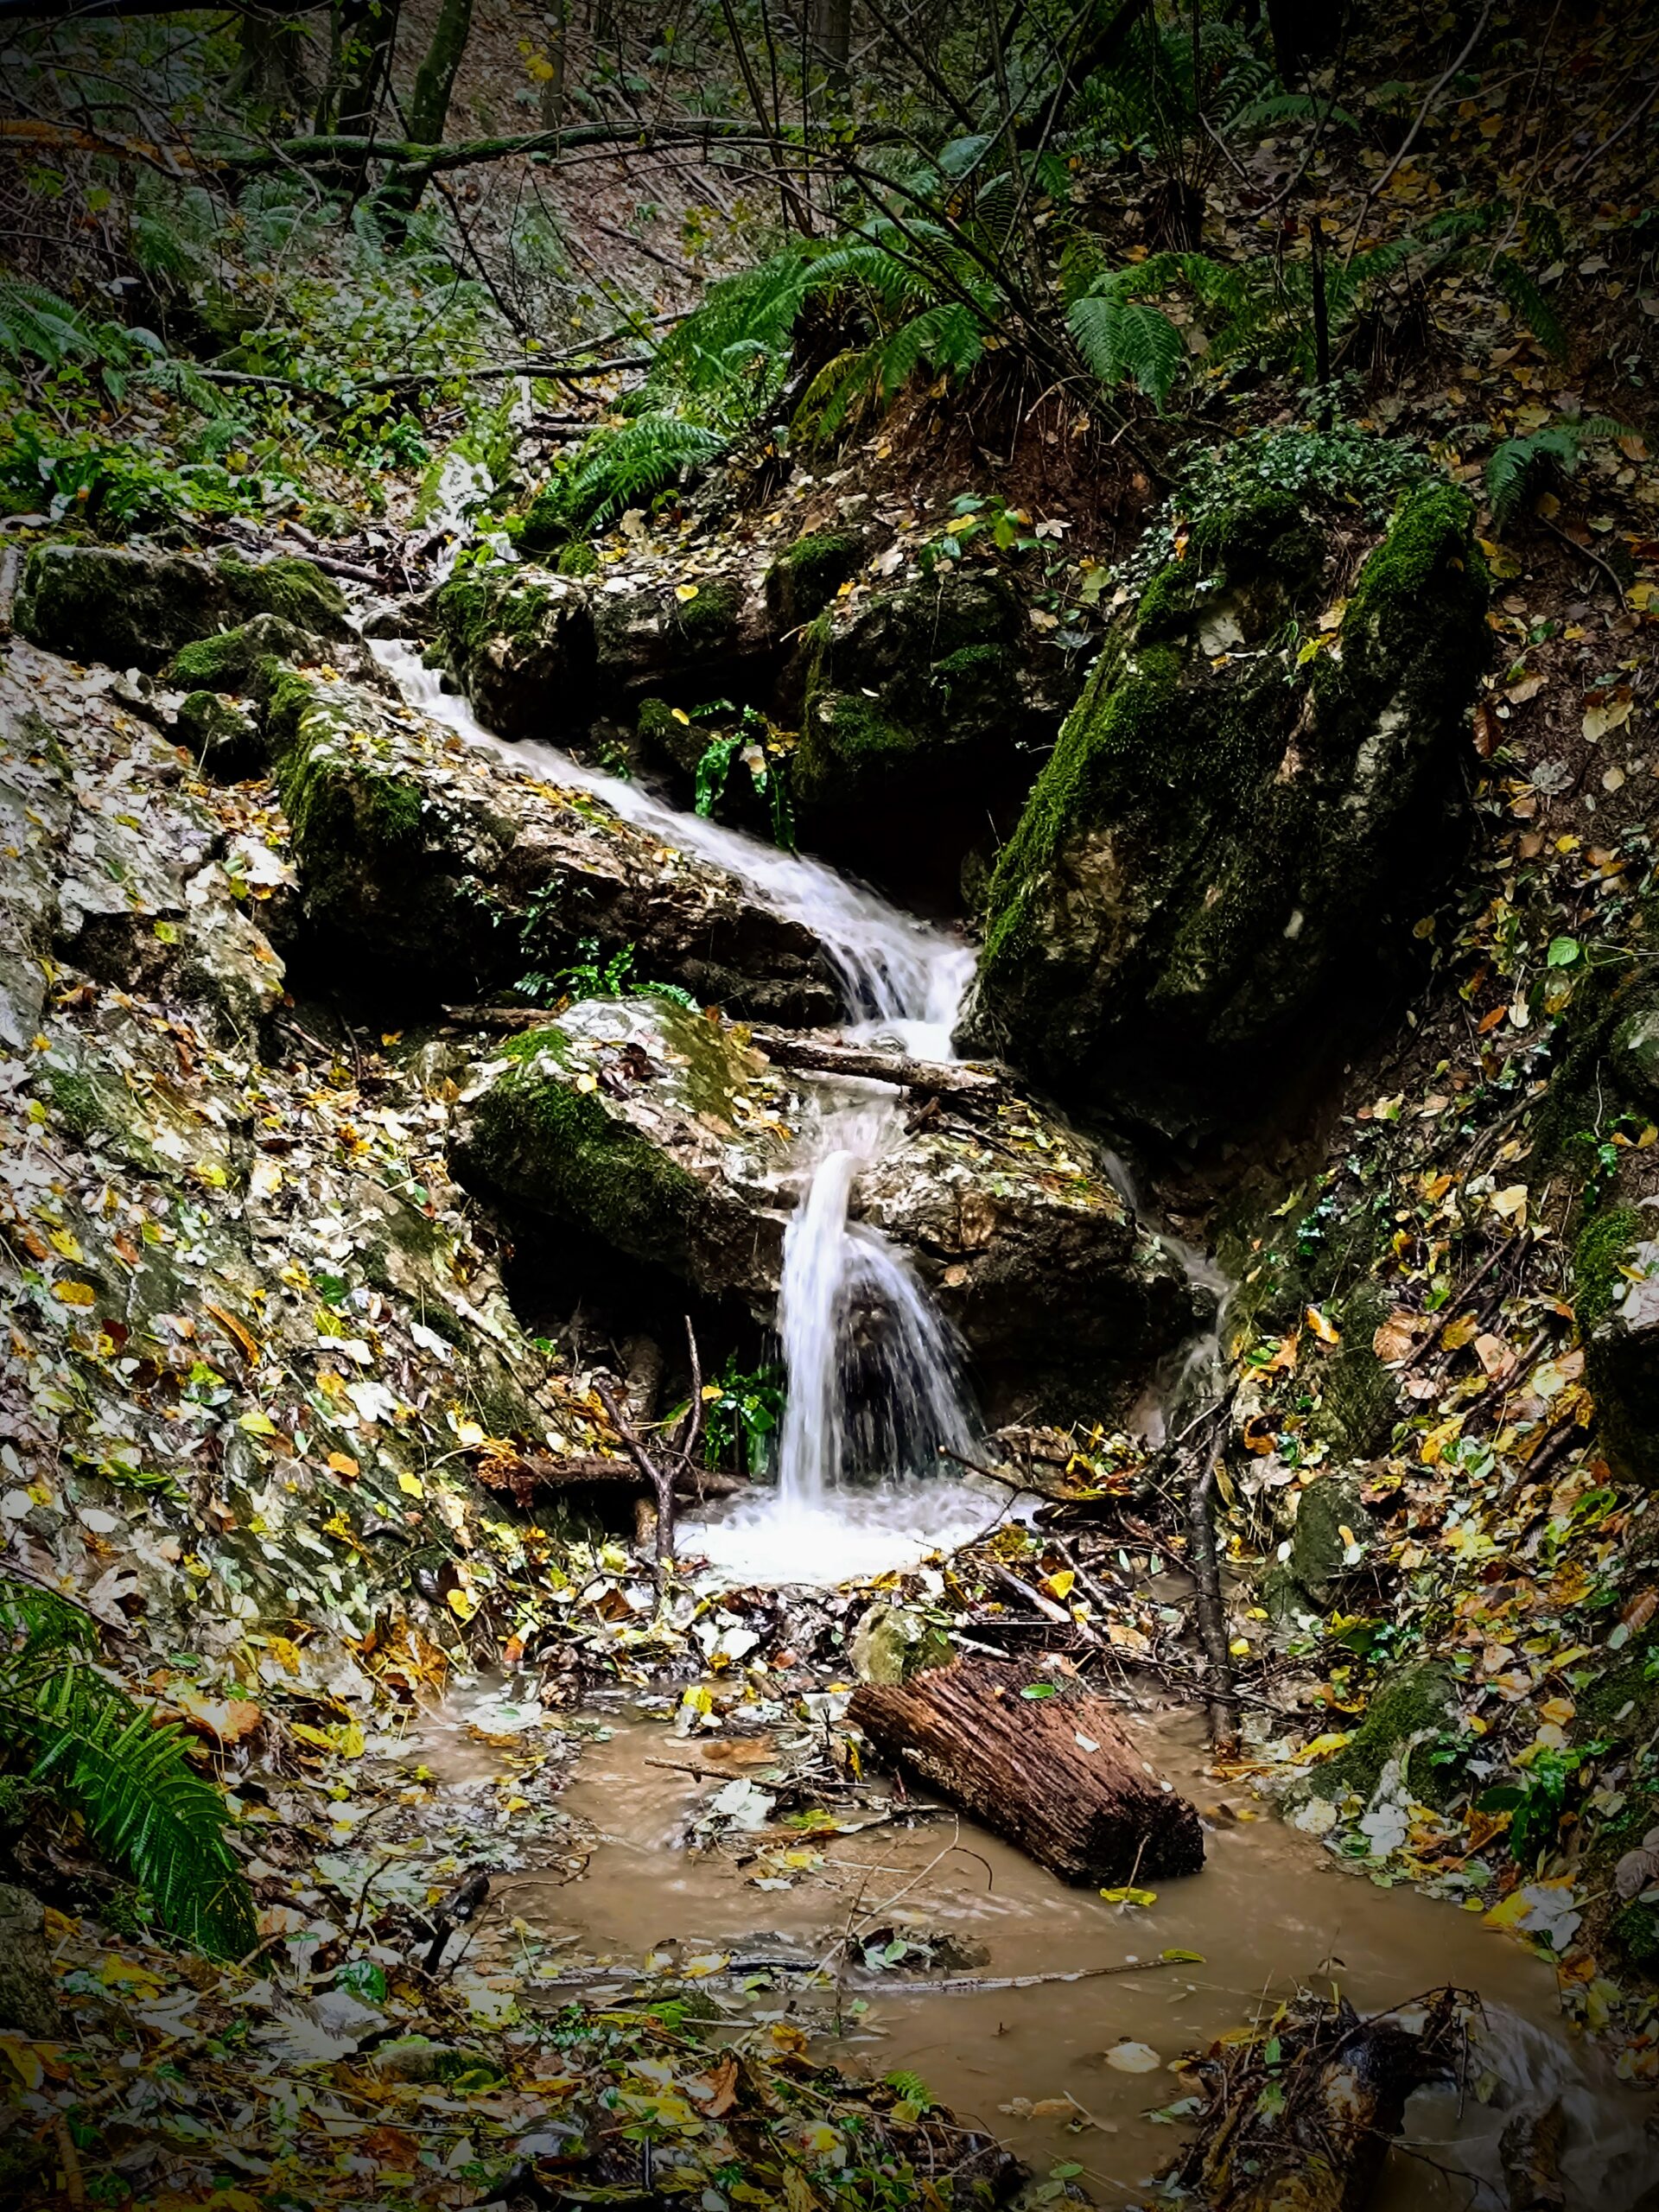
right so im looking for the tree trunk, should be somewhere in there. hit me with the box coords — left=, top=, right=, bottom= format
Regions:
left=538, top=0, right=569, bottom=130
left=334, top=0, right=402, bottom=165
left=810, top=0, right=852, bottom=95
left=849, top=1656, right=1205, bottom=1885
left=405, top=0, right=473, bottom=144
left=231, top=5, right=314, bottom=117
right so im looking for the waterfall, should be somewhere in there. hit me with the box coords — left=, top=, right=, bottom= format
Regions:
left=776, top=1095, right=978, bottom=1513
left=373, top=640, right=998, bottom=1585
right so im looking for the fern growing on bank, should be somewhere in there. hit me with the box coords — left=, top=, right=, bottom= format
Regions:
left=1486, top=415, right=1628, bottom=530
left=0, top=1579, right=256, bottom=1960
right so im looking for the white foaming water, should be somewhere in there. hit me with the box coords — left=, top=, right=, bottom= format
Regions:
left=372, top=639, right=991, bottom=1586
left=372, top=640, right=973, bottom=1034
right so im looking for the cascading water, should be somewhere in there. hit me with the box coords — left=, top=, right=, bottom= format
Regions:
left=372, top=640, right=1002, bottom=1583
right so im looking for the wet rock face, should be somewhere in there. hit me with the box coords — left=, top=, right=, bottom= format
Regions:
left=265, top=667, right=840, bottom=1023
left=960, top=480, right=1491, bottom=1138
left=453, top=996, right=1205, bottom=1414
left=1, top=644, right=288, bottom=1048
left=434, top=566, right=777, bottom=742
left=15, top=543, right=350, bottom=673
left=0, top=1885, right=60, bottom=2037
left=795, top=570, right=1079, bottom=899
left=1574, top=1204, right=1659, bottom=1484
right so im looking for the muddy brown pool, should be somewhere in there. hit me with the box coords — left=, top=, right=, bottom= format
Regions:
left=410, top=1690, right=1653, bottom=2209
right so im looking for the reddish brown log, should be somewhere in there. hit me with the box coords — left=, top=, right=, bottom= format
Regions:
left=849, top=1656, right=1205, bottom=1885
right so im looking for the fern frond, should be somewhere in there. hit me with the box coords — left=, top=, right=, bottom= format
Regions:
left=1491, top=253, right=1567, bottom=360
left=559, top=414, right=726, bottom=529
left=0, top=1580, right=254, bottom=1960
left=1068, top=288, right=1186, bottom=406
left=791, top=346, right=881, bottom=443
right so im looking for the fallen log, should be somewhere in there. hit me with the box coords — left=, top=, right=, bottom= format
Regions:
left=848, top=1656, right=1205, bottom=1886
left=477, top=1450, right=746, bottom=1502
left=744, top=1027, right=1005, bottom=1097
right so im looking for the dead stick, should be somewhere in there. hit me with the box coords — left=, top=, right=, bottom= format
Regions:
left=1186, top=1421, right=1242, bottom=1758
left=984, top=1561, right=1107, bottom=1649
left=596, top=1379, right=676, bottom=1599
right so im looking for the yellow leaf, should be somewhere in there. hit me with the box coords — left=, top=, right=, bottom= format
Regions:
left=53, top=1280, right=96, bottom=1306
left=674, top=582, right=700, bottom=602
left=1045, top=1569, right=1076, bottom=1600
left=398, top=1471, right=425, bottom=1497
left=0, top=2036, right=44, bottom=2089
left=238, top=1408, right=278, bottom=1436
left=327, top=1451, right=359, bottom=1478
left=47, top=1228, right=83, bottom=1261
left=671, top=707, right=691, bottom=724
left=447, top=1586, right=479, bottom=1621
left=1305, top=1305, right=1340, bottom=1344
left=1301, top=1730, right=1355, bottom=1760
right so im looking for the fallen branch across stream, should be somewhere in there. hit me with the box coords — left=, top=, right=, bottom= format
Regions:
left=518, top=1953, right=1187, bottom=1998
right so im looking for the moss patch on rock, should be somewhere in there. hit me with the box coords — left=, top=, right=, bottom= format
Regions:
left=764, top=531, right=861, bottom=626
left=1308, top=1660, right=1459, bottom=1806
left=1573, top=1205, right=1659, bottom=1483
left=16, top=543, right=347, bottom=671
left=961, top=473, right=1489, bottom=1135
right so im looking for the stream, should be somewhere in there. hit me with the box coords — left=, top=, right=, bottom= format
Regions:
left=370, top=641, right=1654, bottom=2207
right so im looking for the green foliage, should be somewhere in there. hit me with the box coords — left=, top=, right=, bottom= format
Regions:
left=1486, top=415, right=1629, bottom=531
left=515, top=935, right=700, bottom=1013
left=1478, top=1743, right=1605, bottom=1865
left=701, top=1358, right=784, bottom=1477
left=547, top=415, right=727, bottom=533
left=0, top=1580, right=255, bottom=1960
left=685, top=700, right=796, bottom=849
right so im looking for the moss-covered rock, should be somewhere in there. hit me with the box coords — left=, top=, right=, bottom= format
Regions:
left=959, top=474, right=1490, bottom=1135
left=175, top=690, right=264, bottom=781
left=265, top=667, right=838, bottom=1021
left=517, top=485, right=570, bottom=556
left=1307, top=1660, right=1459, bottom=1806
left=794, top=569, right=1074, bottom=894
left=1264, top=1474, right=1376, bottom=1622
left=435, top=566, right=773, bottom=744
left=454, top=995, right=1205, bottom=1418
left=764, top=531, right=862, bottom=626
left=557, top=540, right=600, bottom=579
left=15, top=543, right=348, bottom=672
left=1573, top=1204, right=1659, bottom=1484
left=1612, top=995, right=1659, bottom=1113
left=166, top=612, right=315, bottom=696
left=434, top=565, right=598, bottom=741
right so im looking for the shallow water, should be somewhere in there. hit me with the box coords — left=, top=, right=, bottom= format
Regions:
left=413, top=1694, right=1652, bottom=2209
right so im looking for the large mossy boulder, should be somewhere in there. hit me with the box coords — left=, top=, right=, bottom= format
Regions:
left=453, top=995, right=1205, bottom=1417
left=1574, top=1204, right=1659, bottom=1484
left=15, top=543, right=349, bottom=672
left=794, top=569, right=1076, bottom=896
left=958, top=479, right=1490, bottom=1136
left=265, top=667, right=839, bottom=1022
left=434, top=565, right=776, bottom=742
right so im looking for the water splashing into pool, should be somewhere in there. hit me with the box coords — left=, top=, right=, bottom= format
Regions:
left=373, top=639, right=999, bottom=1584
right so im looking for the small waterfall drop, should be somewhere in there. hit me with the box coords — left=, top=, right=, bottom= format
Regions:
left=373, top=639, right=1000, bottom=1584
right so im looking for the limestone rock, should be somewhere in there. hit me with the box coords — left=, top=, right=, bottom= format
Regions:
left=452, top=995, right=1205, bottom=1414
left=15, top=542, right=349, bottom=672
left=0, top=1885, right=60, bottom=2037
left=1264, top=1474, right=1376, bottom=1622
left=434, top=565, right=776, bottom=742
left=265, top=667, right=838, bottom=1021
left=1574, top=1203, right=1659, bottom=1484
left=959, top=476, right=1490, bottom=1136
left=175, top=690, right=264, bottom=782
left=1, top=642, right=287, bottom=1045
left=849, top=1602, right=952, bottom=1685
left=795, top=569, right=1077, bottom=895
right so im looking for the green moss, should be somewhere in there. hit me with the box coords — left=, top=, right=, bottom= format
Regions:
left=518, top=486, right=569, bottom=556
left=557, top=541, right=599, bottom=578
left=1575, top=1206, right=1643, bottom=1332
left=765, top=531, right=861, bottom=624
left=215, top=553, right=349, bottom=638
left=167, top=613, right=310, bottom=693
left=1311, top=1661, right=1458, bottom=1805
left=671, top=578, right=740, bottom=643
left=464, top=1046, right=704, bottom=1266
left=966, top=473, right=1488, bottom=1133
left=1612, top=1902, right=1659, bottom=1969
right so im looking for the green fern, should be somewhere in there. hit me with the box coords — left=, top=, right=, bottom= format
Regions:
left=554, top=414, right=726, bottom=531
left=1486, top=415, right=1628, bottom=531
left=1491, top=253, right=1568, bottom=362
left=0, top=1580, right=256, bottom=1961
